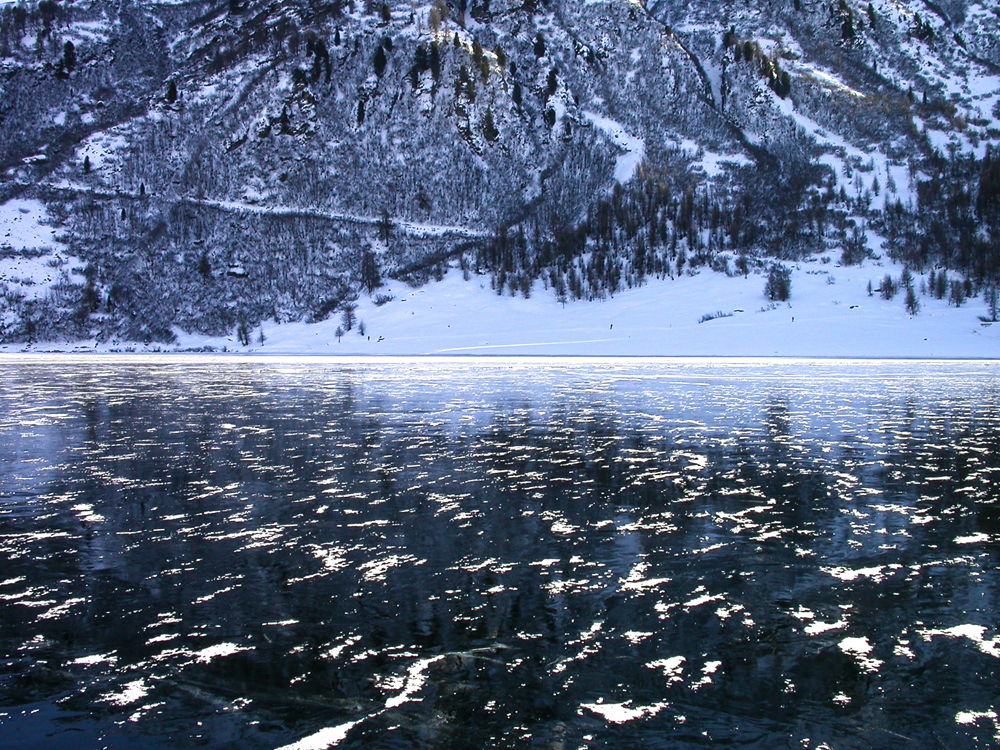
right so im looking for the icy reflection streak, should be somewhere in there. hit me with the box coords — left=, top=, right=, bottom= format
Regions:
left=0, top=359, right=998, bottom=750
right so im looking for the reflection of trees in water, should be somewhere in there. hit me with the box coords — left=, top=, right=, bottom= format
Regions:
left=1, top=365, right=999, bottom=748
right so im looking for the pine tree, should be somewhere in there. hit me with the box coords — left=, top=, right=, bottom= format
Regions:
left=482, top=107, right=499, bottom=142
left=764, top=264, right=791, bottom=301
left=374, top=45, right=387, bottom=76
left=985, top=285, right=999, bottom=322
left=842, top=11, right=855, bottom=40
left=949, top=279, right=966, bottom=306
left=361, top=248, right=381, bottom=293
left=534, top=32, right=545, bottom=58
left=977, top=149, right=1000, bottom=222
left=166, top=79, right=177, bottom=104
left=199, top=251, right=211, bottom=279
left=341, top=303, right=357, bottom=331
left=473, top=39, right=489, bottom=81
left=880, top=274, right=897, bottom=300
left=62, top=40, right=75, bottom=72
left=430, top=41, right=441, bottom=80
left=378, top=210, right=393, bottom=242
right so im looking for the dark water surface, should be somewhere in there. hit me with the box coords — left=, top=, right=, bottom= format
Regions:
left=1, top=357, right=999, bottom=750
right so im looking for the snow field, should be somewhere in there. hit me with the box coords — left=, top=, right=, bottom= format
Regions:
left=0, top=199, right=83, bottom=303
left=148, top=253, right=1000, bottom=358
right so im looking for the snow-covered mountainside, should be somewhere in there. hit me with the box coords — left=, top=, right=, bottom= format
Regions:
left=0, top=0, right=998, bottom=351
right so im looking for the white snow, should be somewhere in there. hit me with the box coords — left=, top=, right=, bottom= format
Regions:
left=662, top=136, right=753, bottom=178
left=0, top=199, right=57, bottom=250
left=73, top=653, right=117, bottom=666
left=580, top=700, right=670, bottom=723
left=802, top=67, right=866, bottom=99
left=919, top=624, right=1000, bottom=658
left=194, top=642, right=250, bottom=663
left=805, top=619, right=849, bottom=636
left=77, top=131, right=127, bottom=172
left=384, top=656, right=443, bottom=709
left=184, top=198, right=487, bottom=239
left=955, top=532, right=991, bottom=545
left=583, top=111, right=645, bottom=183
left=647, top=656, right=686, bottom=685
left=275, top=720, right=363, bottom=750
left=138, top=254, right=1000, bottom=358
left=839, top=636, right=883, bottom=672
left=101, top=679, right=150, bottom=706
left=777, top=98, right=906, bottom=209
left=0, top=199, right=83, bottom=302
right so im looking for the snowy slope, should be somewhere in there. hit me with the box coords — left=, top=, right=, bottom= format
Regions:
left=0, top=0, right=998, bottom=350
left=7, top=255, right=995, bottom=357
left=0, top=199, right=83, bottom=311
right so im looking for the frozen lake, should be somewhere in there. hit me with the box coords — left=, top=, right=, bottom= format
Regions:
left=1, top=358, right=999, bottom=749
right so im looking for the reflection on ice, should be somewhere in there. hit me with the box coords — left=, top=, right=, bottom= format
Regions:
left=919, top=624, right=1000, bottom=658
left=580, top=699, right=670, bottom=724
left=275, top=720, right=362, bottom=750
left=0, top=359, right=998, bottom=749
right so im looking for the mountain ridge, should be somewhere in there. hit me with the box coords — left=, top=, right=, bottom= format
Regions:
left=0, top=0, right=998, bottom=347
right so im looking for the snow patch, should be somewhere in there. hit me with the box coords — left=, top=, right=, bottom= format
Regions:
left=0, top=199, right=82, bottom=302
left=583, top=111, right=645, bottom=182
left=580, top=700, right=669, bottom=723
left=194, top=642, right=250, bottom=663
left=276, top=720, right=363, bottom=750
left=839, top=636, right=883, bottom=672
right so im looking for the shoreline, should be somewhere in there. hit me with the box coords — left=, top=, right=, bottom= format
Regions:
left=3, top=257, right=999, bottom=360
left=1, top=353, right=998, bottom=363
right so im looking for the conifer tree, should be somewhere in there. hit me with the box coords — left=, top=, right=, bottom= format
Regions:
left=764, top=264, right=791, bottom=301
left=361, top=248, right=381, bottom=293
left=905, top=284, right=920, bottom=315
left=482, top=107, right=499, bottom=142
left=62, top=40, right=74, bottom=71
left=430, top=41, right=441, bottom=80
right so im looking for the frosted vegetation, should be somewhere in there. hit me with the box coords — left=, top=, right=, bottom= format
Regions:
left=0, top=0, right=998, bottom=351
